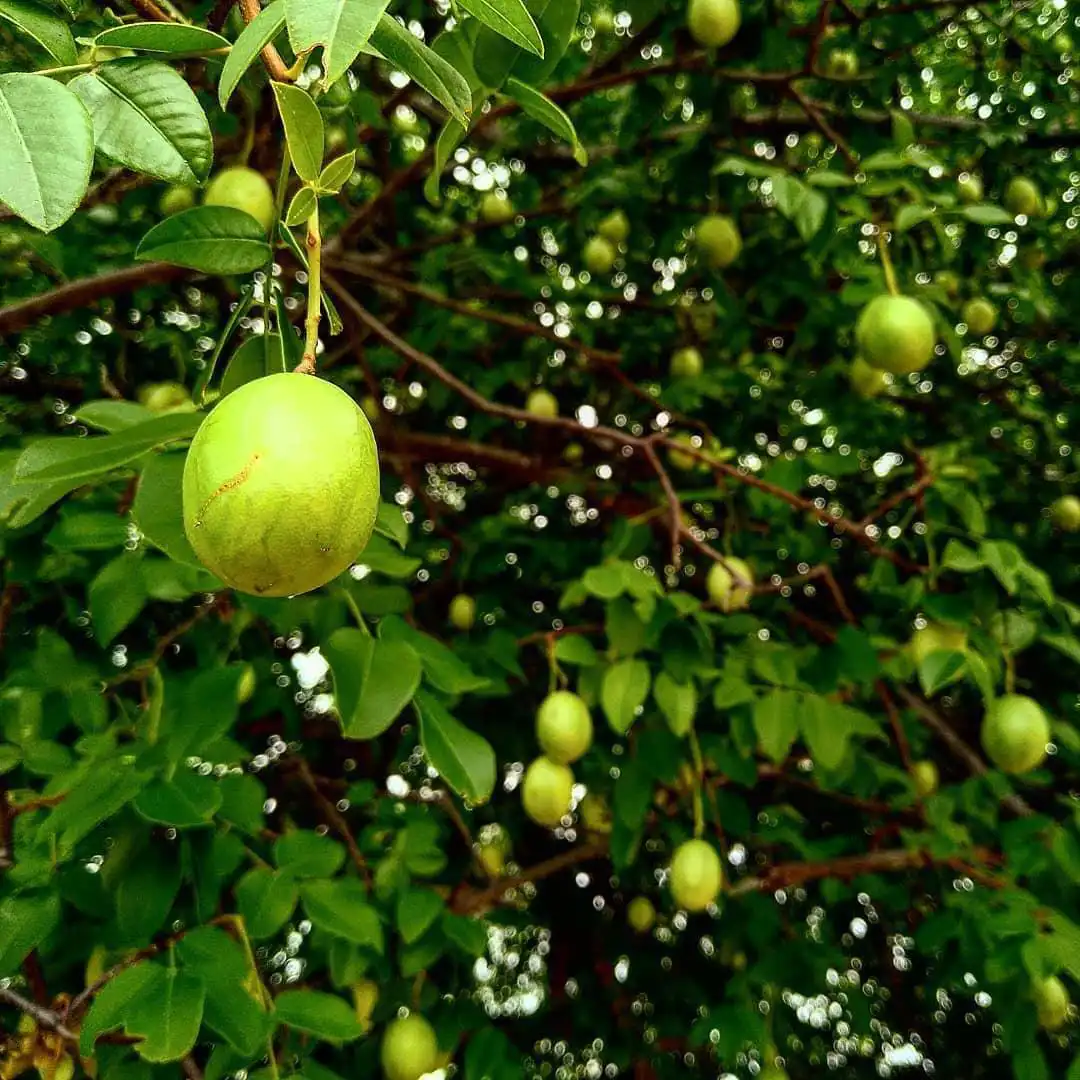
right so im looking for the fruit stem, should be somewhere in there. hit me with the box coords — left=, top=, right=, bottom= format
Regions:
left=260, top=150, right=291, bottom=368
left=877, top=230, right=900, bottom=296
left=298, top=203, right=322, bottom=374
left=689, top=728, right=705, bottom=839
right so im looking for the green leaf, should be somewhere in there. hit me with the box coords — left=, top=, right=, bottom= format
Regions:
left=220, top=335, right=286, bottom=397
left=177, top=926, right=250, bottom=983
left=980, top=538, right=1021, bottom=594
left=133, top=771, right=223, bottom=827
left=459, top=0, right=542, bottom=55
left=554, top=635, right=599, bottom=666
left=300, top=878, right=384, bottom=949
left=317, top=150, right=356, bottom=193
left=133, top=453, right=206, bottom=569
left=374, top=501, right=408, bottom=547
left=601, top=657, right=650, bottom=734
left=273, top=990, right=365, bottom=1042
left=136, top=206, right=271, bottom=274
left=465, top=1027, right=519, bottom=1080
left=941, top=538, right=984, bottom=573
left=895, top=204, right=934, bottom=233
left=324, top=628, right=422, bottom=739
left=285, top=186, right=317, bottom=226
left=917, top=649, right=966, bottom=697
left=0, top=0, right=76, bottom=64
left=396, top=887, right=444, bottom=945
left=505, top=77, right=586, bottom=164
left=272, top=82, right=324, bottom=183
left=379, top=617, right=488, bottom=694
left=653, top=671, right=696, bottom=737
left=960, top=203, right=1014, bottom=226
left=275, top=829, right=346, bottom=878
left=115, top=848, right=181, bottom=945
left=0, top=73, right=93, bottom=232
left=46, top=509, right=128, bottom=551
left=88, top=553, right=148, bottom=645
left=76, top=400, right=154, bottom=433
left=286, top=0, right=393, bottom=88
left=126, top=969, right=205, bottom=1063
left=473, top=0, right=579, bottom=89
left=0, top=891, right=60, bottom=976
left=81, top=963, right=161, bottom=1056
left=71, top=60, right=212, bottom=185
left=753, top=689, right=800, bottom=763
left=424, top=116, right=466, bottom=204
left=771, top=174, right=827, bottom=242
left=37, top=759, right=151, bottom=853
left=235, top=868, right=300, bottom=939
left=415, top=691, right=497, bottom=803
left=94, top=23, right=230, bottom=55
left=801, top=695, right=881, bottom=770
left=220, top=0, right=287, bottom=107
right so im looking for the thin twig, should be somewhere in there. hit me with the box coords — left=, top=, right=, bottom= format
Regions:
left=237, top=0, right=291, bottom=81
left=295, top=760, right=372, bottom=885
left=0, top=988, right=78, bottom=1042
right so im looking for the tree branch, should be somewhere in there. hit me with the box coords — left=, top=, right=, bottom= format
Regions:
left=236, top=0, right=291, bottom=81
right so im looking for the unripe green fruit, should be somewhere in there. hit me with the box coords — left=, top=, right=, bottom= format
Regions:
left=695, top=214, right=741, bottom=269
left=204, top=166, right=275, bottom=232
left=856, top=295, right=936, bottom=375
left=670, top=346, right=704, bottom=380
left=578, top=793, right=612, bottom=833
left=522, top=756, right=574, bottom=827
left=583, top=234, right=617, bottom=275
left=1050, top=495, right=1080, bottom=532
left=237, top=664, right=257, bottom=705
left=687, top=0, right=740, bottom=48
left=564, top=442, right=584, bottom=464
left=592, top=7, right=615, bottom=31
left=391, top=106, right=420, bottom=134
left=536, top=690, right=593, bottom=764
left=825, top=49, right=859, bottom=78
left=138, top=381, right=194, bottom=413
left=1004, top=176, right=1041, bottom=218
left=449, top=593, right=477, bottom=631
left=957, top=173, right=984, bottom=204
left=849, top=356, right=889, bottom=399
left=981, top=694, right=1050, bottom=774
left=160, top=185, right=196, bottom=216
left=526, top=388, right=559, bottom=418
left=627, top=896, right=656, bottom=933
left=962, top=297, right=997, bottom=336
left=667, top=432, right=705, bottom=471
left=910, top=622, right=967, bottom=667
left=480, top=191, right=514, bottom=224
left=910, top=759, right=939, bottom=797
left=319, top=78, right=352, bottom=115
left=669, top=838, right=722, bottom=912
left=380, top=1015, right=439, bottom=1080
left=476, top=823, right=511, bottom=876
left=352, top=978, right=379, bottom=1031
left=706, top=556, right=753, bottom=612
left=760, top=1067, right=790, bottom=1080
left=597, top=209, right=630, bottom=245
left=326, top=126, right=348, bottom=153
left=1053, top=31, right=1073, bottom=55
left=182, top=374, right=380, bottom=597
left=934, top=270, right=961, bottom=298
left=1033, top=975, right=1071, bottom=1031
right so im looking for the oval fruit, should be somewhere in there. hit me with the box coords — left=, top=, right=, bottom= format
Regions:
left=449, top=593, right=477, bottom=631
left=182, top=373, right=380, bottom=597
left=706, top=556, right=753, bottom=612
left=670, top=345, right=704, bottom=379
left=203, top=166, right=275, bottom=232
left=1033, top=975, right=1070, bottom=1032
left=687, top=0, right=740, bottom=48
left=669, top=838, right=722, bottom=911
left=583, top=234, right=617, bottom=275
left=522, top=756, right=574, bottom=827
left=962, top=297, right=997, bottom=336
left=825, top=49, right=859, bottom=78
left=597, top=209, right=630, bottom=244
left=1004, top=176, right=1041, bottom=217
left=910, top=759, right=939, bottom=798
left=627, top=896, right=656, bottom=933
left=138, top=381, right=193, bottom=413
left=476, top=823, right=511, bottom=876
left=980, top=694, right=1050, bottom=774
left=236, top=664, right=257, bottom=705
left=957, top=173, right=984, bottom=204
left=856, top=295, right=936, bottom=375
left=695, top=214, right=741, bottom=269
left=536, top=690, right=594, bottom=764
left=480, top=191, right=514, bottom=224
left=525, top=388, right=559, bottom=418
left=910, top=622, right=967, bottom=667
left=160, top=184, right=196, bottom=216
left=380, top=1014, right=439, bottom=1080
left=849, top=356, right=889, bottom=398
left=1050, top=494, right=1080, bottom=532
left=578, top=793, right=613, bottom=833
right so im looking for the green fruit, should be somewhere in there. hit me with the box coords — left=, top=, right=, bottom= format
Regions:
left=319, top=78, right=352, bottom=115
left=910, top=622, right=967, bottom=667
left=667, top=432, right=708, bottom=471
left=522, top=756, right=574, bottom=827
left=480, top=191, right=514, bottom=224
left=962, top=297, right=997, bottom=336
left=825, top=49, right=859, bottom=78
left=564, top=442, right=584, bottom=464
left=182, top=373, right=380, bottom=597
left=849, top=356, right=889, bottom=398
left=934, top=270, right=961, bottom=298
left=583, top=234, right=617, bottom=275
left=687, top=0, right=740, bottom=48
left=669, top=838, right=722, bottom=912
left=759, top=1067, right=790, bottom=1080
left=204, top=166, right=275, bottom=232
left=326, top=125, right=349, bottom=153
left=981, top=694, right=1050, bottom=774
left=138, top=381, right=193, bottom=413
left=1050, top=495, right=1080, bottom=532
left=1033, top=975, right=1071, bottom=1031
left=706, top=556, right=753, bottom=612
left=380, top=1015, right=439, bottom=1080
left=578, top=793, right=612, bottom=833
left=391, top=106, right=420, bottom=134
left=476, top=823, right=511, bottom=876
left=237, top=664, right=257, bottom=705
left=361, top=395, right=380, bottom=421
left=856, top=295, right=936, bottom=375
left=597, top=209, right=630, bottom=244
left=592, top=7, right=615, bottom=31
left=536, top=690, right=593, bottom=764
left=670, top=346, right=704, bottom=379
left=449, top=593, right=477, bottom=631
left=910, top=759, right=939, bottom=797
left=352, top=979, right=379, bottom=1032
left=526, top=388, right=559, bottom=418
left=627, top=896, right=656, bottom=933
left=1004, top=176, right=1041, bottom=218
left=159, top=185, right=196, bottom=216
left=695, top=214, right=741, bottom=269
left=957, top=173, right=984, bottom=204
left=1053, top=30, right=1073, bottom=55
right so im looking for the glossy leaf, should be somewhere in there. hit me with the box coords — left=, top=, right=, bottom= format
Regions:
left=505, top=77, right=586, bottom=164
left=135, top=206, right=271, bottom=274
left=601, top=657, right=650, bottom=734
left=285, top=0, right=392, bottom=87
left=415, top=691, right=496, bottom=802
left=219, top=0, right=286, bottom=107
left=273, top=990, right=365, bottom=1042
left=0, top=0, right=76, bottom=64
left=272, top=81, right=324, bottom=182
left=93, top=22, right=230, bottom=55
left=458, top=0, right=542, bottom=56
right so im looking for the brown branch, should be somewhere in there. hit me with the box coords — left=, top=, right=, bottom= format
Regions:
left=0, top=988, right=78, bottom=1043
left=876, top=681, right=914, bottom=770
left=294, top=760, right=372, bottom=886
left=129, top=0, right=174, bottom=20
left=788, top=84, right=858, bottom=168
left=237, top=0, right=291, bottom=82
left=858, top=471, right=935, bottom=529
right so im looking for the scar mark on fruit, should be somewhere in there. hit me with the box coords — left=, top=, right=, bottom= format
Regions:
left=195, top=451, right=263, bottom=526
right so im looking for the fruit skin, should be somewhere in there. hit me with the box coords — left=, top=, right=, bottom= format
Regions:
left=1033, top=975, right=1071, bottom=1031
left=319, top=77, right=352, bottom=115
left=203, top=166, right=275, bottom=232
left=981, top=694, right=1050, bottom=774
left=856, top=295, right=936, bottom=375
left=1050, top=494, right=1080, bottom=532
left=849, top=356, right=889, bottom=399
left=160, top=185, right=196, bottom=216
left=578, top=793, right=613, bottom=833
left=476, top=823, right=511, bottom=876
left=957, top=173, right=984, bottom=204
left=706, top=556, right=753, bottom=612
left=480, top=191, right=514, bottom=224
left=352, top=979, right=379, bottom=1032
left=1004, top=177, right=1041, bottom=217
left=962, top=297, right=997, bottom=336
left=182, top=373, right=380, bottom=598
left=522, top=756, right=575, bottom=827
left=536, top=690, right=594, bottom=764
left=526, top=388, right=559, bottom=418
left=687, top=0, right=740, bottom=48
left=695, top=214, right=741, bottom=269
left=670, top=346, right=704, bottom=380
left=911, top=759, right=939, bottom=797
left=449, top=593, right=477, bottom=631
left=583, top=234, right=617, bottom=275
left=669, top=838, right=723, bottom=911
left=380, top=1014, right=439, bottom=1080
left=910, top=622, right=967, bottom=667
left=825, top=49, right=859, bottom=78
left=598, top=209, right=630, bottom=244
left=627, top=896, right=656, bottom=933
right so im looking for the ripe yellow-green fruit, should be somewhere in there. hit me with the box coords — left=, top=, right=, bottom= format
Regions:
left=962, top=297, right=997, bottom=336
left=182, top=374, right=380, bottom=597
left=522, top=756, right=574, bottom=827
left=1004, top=176, right=1041, bottom=217
left=160, top=184, right=196, bottom=216
left=856, top=295, right=936, bottom=375
left=849, top=356, right=889, bottom=399
left=204, top=166, right=275, bottom=232
left=981, top=694, right=1050, bottom=774
left=1033, top=975, right=1071, bottom=1031
left=668, top=432, right=705, bottom=471
left=536, top=690, right=594, bottom=764
left=583, top=234, right=617, bottom=275
left=579, top=793, right=613, bottom=833
left=592, top=7, right=615, bottom=31
left=706, top=556, right=753, bottom=612
left=526, top=388, right=559, bottom=418
left=480, top=191, right=514, bottom=224
left=1050, top=494, right=1080, bottom=532
left=911, top=759, right=939, bottom=797
left=695, top=214, right=741, bottom=269
left=670, top=345, right=704, bottom=379
left=687, top=0, right=740, bottom=48
left=449, top=593, right=477, bottom=631
left=380, top=1014, right=439, bottom=1080
left=476, top=823, right=511, bottom=876
left=628, top=896, right=656, bottom=933
left=352, top=979, right=379, bottom=1032
left=598, top=209, right=630, bottom=245
left=910, top=622, right=967, bottom=667
left=236, top=664, right=257, bottom=705
left=825, top=49, right=859, bottom=78
left=957, top=173, right=984, bottom=204
left=138, top=381, right=194, bottom=413
left=669, top=838, right=722, bottom=911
